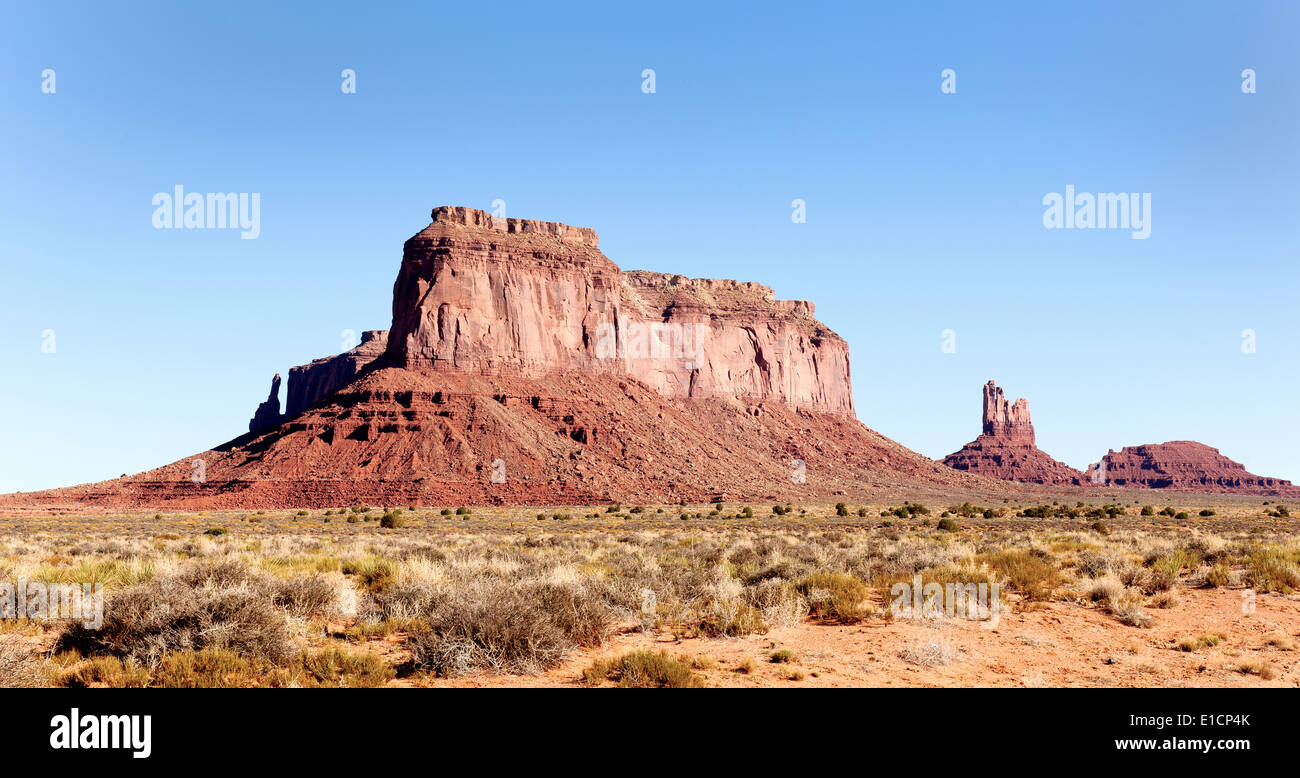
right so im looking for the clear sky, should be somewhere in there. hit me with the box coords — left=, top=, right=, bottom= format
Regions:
left=2, top=1, right=1297, bottom=493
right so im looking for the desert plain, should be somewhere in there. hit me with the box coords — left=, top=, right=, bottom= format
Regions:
left=2, top=488, right=1296, bottom=689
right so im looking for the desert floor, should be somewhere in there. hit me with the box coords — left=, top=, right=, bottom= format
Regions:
left=1, top=492, right=1297, bottom=688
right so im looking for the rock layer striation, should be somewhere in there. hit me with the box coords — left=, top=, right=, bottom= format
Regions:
left=1087, top=441, right=1298, bottom=496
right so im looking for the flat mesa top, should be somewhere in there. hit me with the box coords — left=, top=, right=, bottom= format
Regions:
left=428, top=205, right=599, bottom=248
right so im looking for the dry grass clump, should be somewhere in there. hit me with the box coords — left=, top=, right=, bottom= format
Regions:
left=796, top=571, right=870, bottom=623
left=54, top=560, right=331, bottom=667
left=1102, top=587, right=1152, bottom=628
left=1202, top=563, right=1232, bottom=588
left=1264, top=632, right=1295, bottom=650
left=407, top=579, right=612, bottom=677
left=59, top=655, right=152, bottom=688
left=1076, top=550, right=1115, bottom=578
left=1176, top=633, right=1222, bottom=652
left=1087, top=574, right=1124, bottom=603
left=1243, top=548, right=1300, bottom=594
left=1236, top=658, right=1279, bottom=680
left=1147, top=590, right=1179, bottom=609
left=976, top=549, right=1059, bottom=600
left=55, top=646, right=395, bottom=688
left=583, top=650, right=705, bottom=688
left=285, top=648, right=395, bottom=687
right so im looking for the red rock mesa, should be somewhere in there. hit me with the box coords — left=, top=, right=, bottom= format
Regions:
left=1086, top=441, right=1298, bottom=496
left=942, top=381, right=1088, bottom=486
left=7, top=207, right=982, bottom=509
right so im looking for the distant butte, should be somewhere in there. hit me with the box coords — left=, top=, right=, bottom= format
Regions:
left=942, top=381, right=1088, bottom=486
left=943, top=381, right=1297, bottom=497
left=1087, top=441, right=1298, bottom=496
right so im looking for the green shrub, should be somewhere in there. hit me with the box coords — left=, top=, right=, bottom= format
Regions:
left=796, top=572, right=869, bottom=623
left=583, top=651, right=704, bottom=688
left=977, top=550, right=1060, bottom=600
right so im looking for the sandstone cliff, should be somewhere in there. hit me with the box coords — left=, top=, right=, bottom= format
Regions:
left=382, top=206, right=853, bottom=415
left=943, top=381, right=1088, bottom=486
left=1087, top=441, right=1298, bottom=496
left=286, top=330, right=388, bottom=417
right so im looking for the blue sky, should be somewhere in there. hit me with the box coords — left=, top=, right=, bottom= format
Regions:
left=1, top=1, right=1297, bottom=492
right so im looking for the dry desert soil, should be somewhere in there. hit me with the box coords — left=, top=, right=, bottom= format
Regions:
left=1, top=490, right=1297, bottom=688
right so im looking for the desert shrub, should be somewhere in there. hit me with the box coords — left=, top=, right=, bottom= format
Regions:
left=796, top=572, right=869, bottom=623
left=1104, top=587, right=1152, bottom=628
left=55, top=562, right=293, bottom=667
left=407, top=580, right=612, bottom=677
left=1087, top=574, right=1124, bottom=604
left=1243, top=548, right=1300, bottom=593
left=743, top=578, right=809, bottom=628
left=341, top=555, right=397, bottom=594
left=1148, top=590, right=1179, bottom=609
left=1177, top=633, right=1221, bottom=652
left=204, top=528, right=227, bottom=537
left=697, top=601, right=768, bottom=637
left=380, top=511, right=406, bottom=529
left=937, top=518, right=959, bottom=532
left=1090, top=520, right=1110, bottom=535
left=1117, top=562, right=1149, bottom=590
left=152, top=648, right=259, bottom=688
left=528, top=582, right=613, bottom=647
left=1199, top=509, right=1216, bottom=517
left=1265, top=632, right=1295, bottom=650
left=290, top=648, right=394, bottom=688
left=1140, top=506, right=1154, bottom=516
left=582, top=650, right=704, bottom=688
left=769, top=649, right=795, bottom=664
left=1237, top=659, right=1278, bottom=680
left=835, top=503, right=849, bottom=517
left=1203, top=562, right=1232, bottom=588
left=1077, top=550, right=1112, bottom=579
left=977, top=550, right=1060, bottom=600
left=268, top=573, right=340, bottom=618
left=1145, top=565, right=1178, bottom=593
left=59, top=656, right=151, bottom=688
left=455, top=507, right=472, bottom=516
